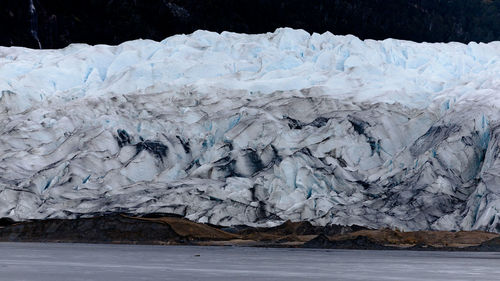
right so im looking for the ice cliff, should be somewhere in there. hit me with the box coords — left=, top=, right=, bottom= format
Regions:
left=1, top=28, right=500, bottom=232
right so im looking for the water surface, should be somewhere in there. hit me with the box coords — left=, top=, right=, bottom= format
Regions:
left=0, top=243, right=499, bottom=280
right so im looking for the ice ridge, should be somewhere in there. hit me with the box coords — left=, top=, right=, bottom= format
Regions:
left=1, top=28, right=500, bottom=232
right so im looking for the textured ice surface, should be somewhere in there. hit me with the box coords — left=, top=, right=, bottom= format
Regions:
left=1, top=28, right=500, bottom=231
left=1, top=243, right=500, bottom=281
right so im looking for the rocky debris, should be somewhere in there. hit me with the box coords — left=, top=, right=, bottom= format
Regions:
left=0, top=217, right=15, bottom=227
left=136, top=216, right=239, bottom=241
left=237, top=220, right=370, bottom=238
left=466, top=237, right=500, bottom=252
left=302, top=234, right=333, bottom=249
left=1, top=214, right=499, bottom=251
left=303, top=234, right=392, bottom=250
left=0, top=214, right=182, bottom=244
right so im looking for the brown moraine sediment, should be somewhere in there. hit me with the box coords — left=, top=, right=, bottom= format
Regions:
left=0, top=214, right=499, bottom=251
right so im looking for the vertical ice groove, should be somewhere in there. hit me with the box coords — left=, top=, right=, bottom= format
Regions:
left=29, top=0, right=42, bottom=49
left=0, top=29, right=500, bottom=232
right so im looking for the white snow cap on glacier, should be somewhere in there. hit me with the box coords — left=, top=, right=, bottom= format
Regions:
left=2, top=27, right=500, bottom=110
left=1, top=28, right=500, bottom=232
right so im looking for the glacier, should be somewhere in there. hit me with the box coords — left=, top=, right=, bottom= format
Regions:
left=1, top=28, right=500, bottom=232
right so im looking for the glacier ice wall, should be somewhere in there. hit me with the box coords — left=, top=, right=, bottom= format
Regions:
left=1, top=28, right=500, bottom=232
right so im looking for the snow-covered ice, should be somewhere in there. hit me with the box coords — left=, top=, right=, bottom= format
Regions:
left=1, top=28, right=500, bottom=232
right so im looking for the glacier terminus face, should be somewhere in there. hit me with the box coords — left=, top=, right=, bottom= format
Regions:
left=1, top=28, right=500, bottom=232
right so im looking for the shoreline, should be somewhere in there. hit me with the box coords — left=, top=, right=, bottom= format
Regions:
left=1, top=214, right=499, bottom=252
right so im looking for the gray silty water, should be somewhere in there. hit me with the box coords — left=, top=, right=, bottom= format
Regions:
left=0, top=243, right=499, bottom=281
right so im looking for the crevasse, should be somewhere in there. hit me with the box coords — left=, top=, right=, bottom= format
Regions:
left=1, top=28, right=500, bottom=232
